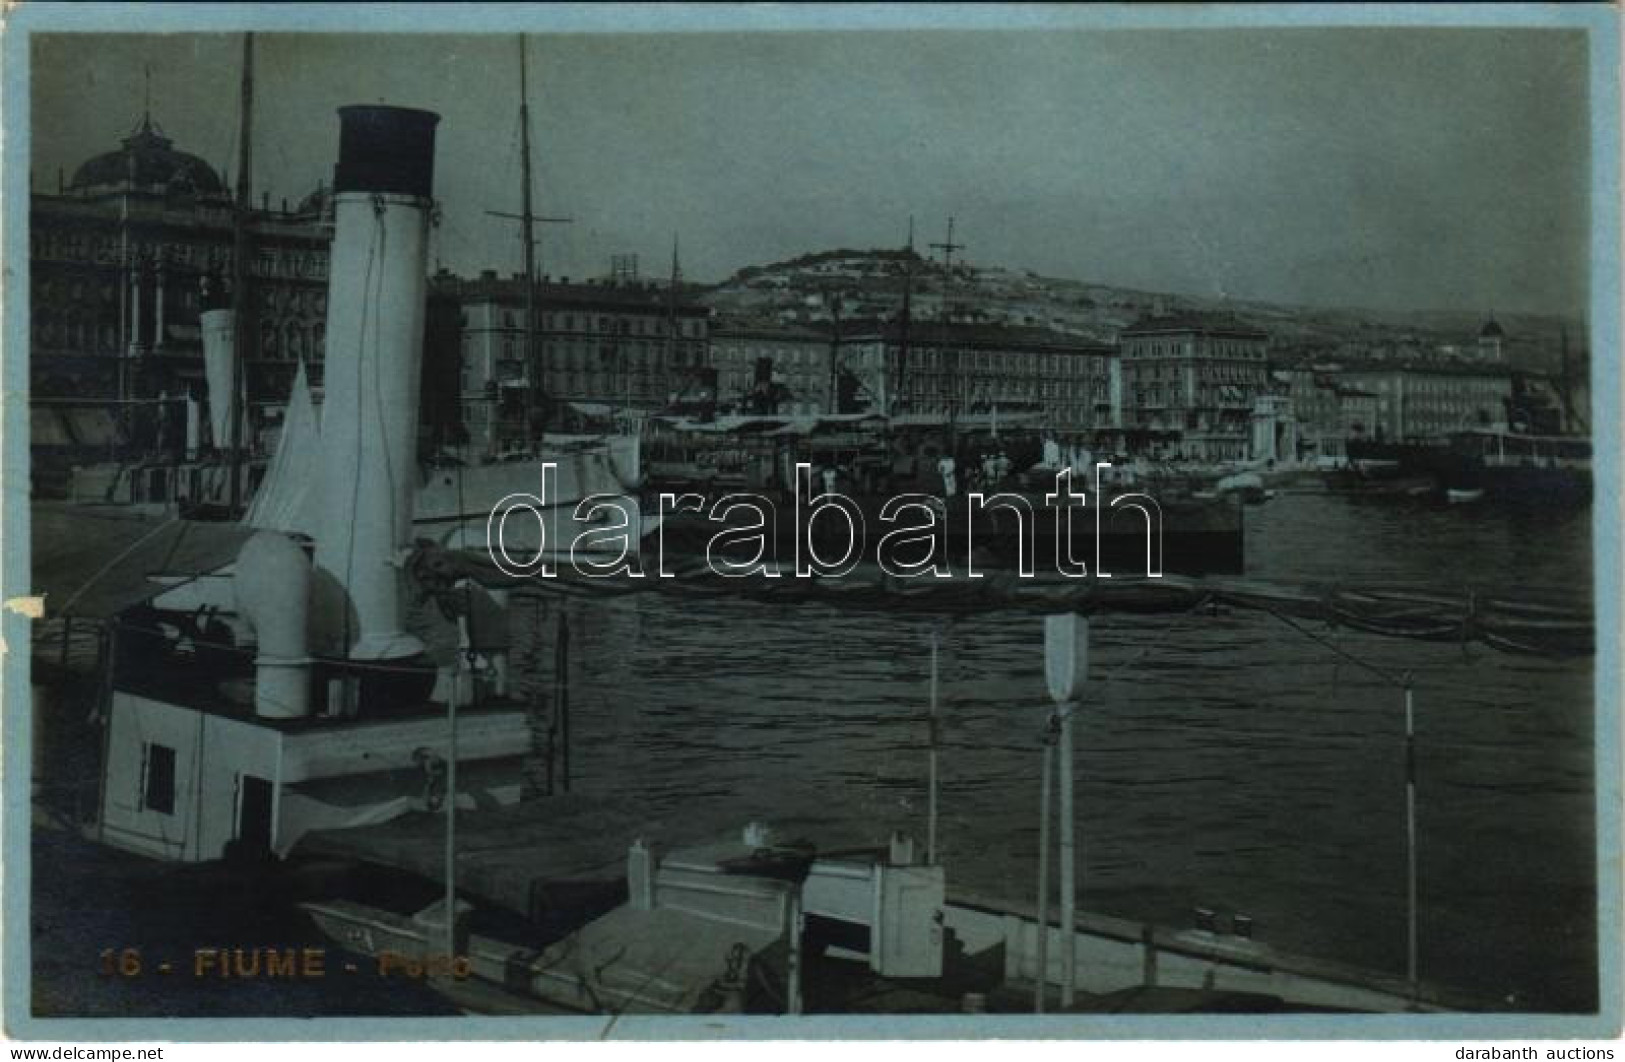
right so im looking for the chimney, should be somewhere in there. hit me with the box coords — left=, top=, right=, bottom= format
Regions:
left=200, top=308, right=238, bottom=449
left=313, top=104, right=440, bottom=662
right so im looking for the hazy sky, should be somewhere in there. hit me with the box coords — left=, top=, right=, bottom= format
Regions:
left=31, top=27, right=1590, bottom=315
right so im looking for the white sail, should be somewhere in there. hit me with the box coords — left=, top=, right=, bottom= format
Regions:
left=243, top=360, right=323, bottom=534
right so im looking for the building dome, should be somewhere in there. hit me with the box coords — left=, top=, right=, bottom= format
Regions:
left=68, top=117, right=226, bottom=198
left=1479, top=317, right=1505, bottom=339
left=293, top=182, right=334, bottom=221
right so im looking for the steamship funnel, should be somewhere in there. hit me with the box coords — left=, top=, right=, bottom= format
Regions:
left=200, top=307, right=237, bottom=449
left=313, top=105, right=439, bottom=661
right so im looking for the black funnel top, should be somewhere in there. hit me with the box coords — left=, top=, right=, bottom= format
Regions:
left=333, top=105, right=440, bottom=198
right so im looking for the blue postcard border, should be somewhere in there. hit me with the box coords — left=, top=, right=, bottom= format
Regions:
left=2, top=1, right=1618, bottom=1042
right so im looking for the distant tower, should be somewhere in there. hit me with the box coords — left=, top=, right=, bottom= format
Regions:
left=1478, top=315, right=1505, bottom=362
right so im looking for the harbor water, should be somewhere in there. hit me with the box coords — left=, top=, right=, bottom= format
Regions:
left=29, top=492, right=1596, bottom=1016
left=527, top=492, right=1596, bottom=1011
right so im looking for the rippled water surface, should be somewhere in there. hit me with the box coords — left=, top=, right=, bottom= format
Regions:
left=528, top=493, right=1597, bottom=1010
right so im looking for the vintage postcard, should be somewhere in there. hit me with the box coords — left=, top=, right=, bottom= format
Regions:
left=2, top=1, right=1618, bottom=1045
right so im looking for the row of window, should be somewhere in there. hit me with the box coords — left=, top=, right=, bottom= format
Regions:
left=1132, top=385, right=1258, bottom=407
left=1350, top=376, right=1509, bottom=396
left=483, top=340, right=705, bottom=368
left=1130, top=362, right=1261, bottom=383
left=1127, top=339, right=1266, bottom=360
left=896, top=400, right=1101, bottom=424
left=33, top=230, right=327, bottom=280
left=711, top=345, right=1108, bottom=377
left=900, top=377, right=1106, bottom=398
left=489, top=309, right=705, bottom=338
left=461, top=365, right=691, bottom=390
left=1406, top=413, right=1496, bottom=433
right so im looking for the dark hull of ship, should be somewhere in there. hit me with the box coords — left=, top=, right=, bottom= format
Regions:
left=1346, top=437, right=1591, bottom=504
left=1442, top=461, right=1592, bottom=505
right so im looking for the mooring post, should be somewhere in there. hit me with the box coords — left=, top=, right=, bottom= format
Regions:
left=444, top=653, right=460, bottom=958
left=1058, top=700, right=1077, bottom=1007
left=557, top=613, right=572, bottom=792
left=1035, top=728, right=1052, bottom=1014
left=1045, top=613, right=1089, bottom=1009
left=1404, top=676, right=1418, bottom=1005
left=927, top=625, right=941, bottom=865
left=786, top=888, right=804, bottom=1015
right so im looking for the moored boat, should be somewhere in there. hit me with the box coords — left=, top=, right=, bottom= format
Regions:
left=293, top=816, right=1473, bottom=1016
left=1438, top=429, right=1592, bottom=505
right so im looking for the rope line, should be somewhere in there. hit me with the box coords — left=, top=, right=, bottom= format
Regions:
left=408, top=545, right=1592, bottom=659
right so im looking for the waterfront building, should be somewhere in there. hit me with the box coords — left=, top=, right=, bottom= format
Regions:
left=1275, top=367, right=1380, bottom=463
left=30, top=113, right=332, bottom=414
left=437, top=270, right=711, bottom=451
left=1338, top=387, right=1380, bottom=450
left=710, top=319, right=836, bottom=415
left=704, top=318, right=1114, bottom=431
left=1118, top=313, right=1271, bottom=461
left=883, top=321, right=1116, bottom=435
left=1329, top=362, right=1512, bottom=442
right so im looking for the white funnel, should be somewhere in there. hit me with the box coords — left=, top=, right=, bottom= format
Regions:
left=201, top=308, right=237, bottom=449
left=313, top=105, right=439, bottom=662
left=234, top=531, right=312, bottom=719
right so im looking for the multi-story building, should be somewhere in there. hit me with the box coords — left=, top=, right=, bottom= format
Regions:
left=1329, top=362, right=1512, bottom=442
left=1118, top=313, right=1271, bottom=461
left=882, top=321, right=1116, bottom=435
left=710, top=320, right=835, bottom=415
left=437, top=270, right=711, bottom=450
left=1275, top=367, right=1379, bottom=463
left=30, top=114, right=332, bottom=422
left=705, top=318, right=1114, bottom=431
left=1339, top=388, right=1379, bottom=447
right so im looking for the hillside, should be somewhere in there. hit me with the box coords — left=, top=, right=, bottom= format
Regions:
left=700, top=248, right=1584, bottom=376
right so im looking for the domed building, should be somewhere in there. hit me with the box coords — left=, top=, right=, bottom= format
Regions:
left=67, top=116, right=228, bottom=202
left=30, top=111, right=332, bottom=424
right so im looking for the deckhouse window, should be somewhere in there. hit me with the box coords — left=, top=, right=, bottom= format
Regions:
left=142, top=743, right=176, bottom=816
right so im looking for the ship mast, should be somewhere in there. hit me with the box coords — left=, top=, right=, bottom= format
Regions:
left=518, top=36, right=539, bottom=440
left=228, top=32, right=254, bottom=512
left=1558, top=325, right=1585, bottom=433
left=930, top=217, right=964, bottom=448
left=667, top=233, right=681, bottom=406
left=483, top=37, right=571, bottom=446
left=892, top=216, right=915, bottom=415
